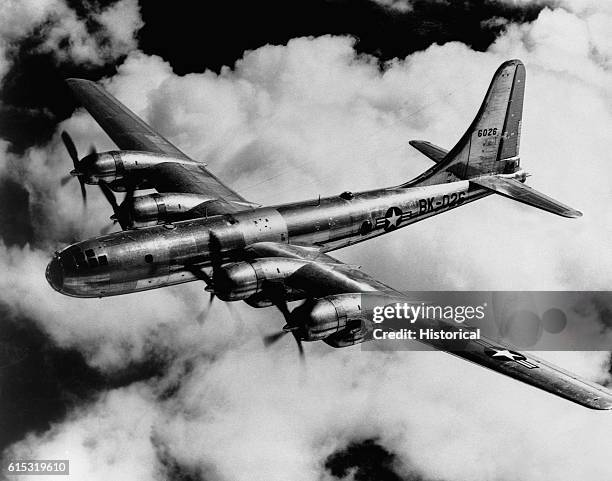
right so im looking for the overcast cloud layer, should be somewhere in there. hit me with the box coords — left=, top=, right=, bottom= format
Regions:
left=2, top=0, right=612, bottom=480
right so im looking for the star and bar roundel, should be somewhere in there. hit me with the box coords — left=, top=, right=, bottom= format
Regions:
left=375, top=207, right=412, bottom=232
left=484, top=347, right=539, bottom=369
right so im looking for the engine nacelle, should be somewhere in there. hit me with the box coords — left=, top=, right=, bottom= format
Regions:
left=130, top=193, right=214, bottom=227
left=290, top=293, right=368, bottom=341
left=213, top=258, right=310, bottom=301
left=244, top=290, right=307, bottom=308
left=79, top=150, right=202, bottom=187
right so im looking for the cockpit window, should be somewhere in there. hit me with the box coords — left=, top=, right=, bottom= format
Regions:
left=145, top=254, right=153, bottom=263
left=69, top=248, right=109, bottom=270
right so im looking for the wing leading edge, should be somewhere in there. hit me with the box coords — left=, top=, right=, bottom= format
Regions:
left=66, top=78, right=187, bottom=157
left=252, top=241, right=612, bottom=410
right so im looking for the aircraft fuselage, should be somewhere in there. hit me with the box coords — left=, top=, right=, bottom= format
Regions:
left=46, top=180, right=489, bottom=298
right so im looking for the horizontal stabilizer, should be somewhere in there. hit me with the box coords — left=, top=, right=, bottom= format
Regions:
left=409, top=140, right=448, bottom=163
left=470, top=175, right=582, bottom=218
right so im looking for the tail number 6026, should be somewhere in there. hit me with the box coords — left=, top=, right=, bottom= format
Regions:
left=477, top=127, right=498, bottom=137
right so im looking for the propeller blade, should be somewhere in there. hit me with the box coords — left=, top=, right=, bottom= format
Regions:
left=209, top=231, right=223, bottom=276
left=98, top=180, right=119, bottom=211
left=117, top=185, right=135, bottom=230
left=195, top=293, right=215, bottom=325
left=61, top=131, right=79, bottom=167
left=99, top=180, right=134, bottom=230
left=292, top=331, right=305, bottom=360
left=78, top=178, right=87, bottom=204
left=61, top=131, right=87, bottom=206
left=263, top=330, right=287, bottom=347
left=275, top=298, right=291, bottom=323
left=264, top=290, right=306, bottom=361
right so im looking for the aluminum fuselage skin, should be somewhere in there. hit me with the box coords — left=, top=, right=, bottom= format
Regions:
left=46, top=181, right=490, bottom=298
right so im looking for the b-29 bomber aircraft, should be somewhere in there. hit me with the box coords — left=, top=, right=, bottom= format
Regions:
left=46, top=59, right=612, bottom=409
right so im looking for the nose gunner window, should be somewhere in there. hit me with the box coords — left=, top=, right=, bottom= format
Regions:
left=145, top=254, right=153, bottom=263
left=74, top=251, right=86, bottom=268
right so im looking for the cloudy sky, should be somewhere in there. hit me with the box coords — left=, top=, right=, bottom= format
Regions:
left=1, top=0, right=612, bottom=479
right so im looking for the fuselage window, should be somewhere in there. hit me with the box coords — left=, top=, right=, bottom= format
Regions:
left=85, top=249, right=95, bottom=258
left=98, top=255, right=108, bottom=266
left=88, top=257, right=99, bottom=268
left=145, top=254, right=154, bottom=263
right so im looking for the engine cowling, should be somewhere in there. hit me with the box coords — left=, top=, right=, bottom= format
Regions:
left=213, top=258, right=310, bottom=301
left=129, top=193, right=214, bottom=227
left=289, top=293, right=369, bottom=341
left=79, top=150, right=202, bottom=187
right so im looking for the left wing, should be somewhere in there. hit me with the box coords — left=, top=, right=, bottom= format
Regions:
left=67, top=78, right=251, bottom=215
left=251, top=242, right=612, bottom=410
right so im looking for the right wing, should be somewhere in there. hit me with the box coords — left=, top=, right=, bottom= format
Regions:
left=67, top=78, right=251, bottom=215
left=249, top=241, right=612, bottom=410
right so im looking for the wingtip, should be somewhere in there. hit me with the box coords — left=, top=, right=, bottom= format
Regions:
left=586, top=396, right=612, bottom=410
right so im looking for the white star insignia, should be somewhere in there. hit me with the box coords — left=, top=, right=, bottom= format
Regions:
left=491, top=349, right=523, bottom=361
left=387, top=211, right=400, bottom=226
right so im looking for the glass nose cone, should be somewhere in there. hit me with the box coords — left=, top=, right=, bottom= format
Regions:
left=46, top=256, right=64, bottom=292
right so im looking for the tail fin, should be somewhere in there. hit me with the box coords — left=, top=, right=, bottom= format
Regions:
left=408, top=140, right=448, bottom=163
left=405, top=59, right=525, bottom=186
left=404, top=59, right=582, bottom=218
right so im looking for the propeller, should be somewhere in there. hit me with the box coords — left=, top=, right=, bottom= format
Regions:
left=263, top=287, right=305, bottom=361
left=98, top=180, right=135, bottom=230
left=184, top=230, right=225, bottom=323
left=60, top=131, right=90, bottom=205
left=194, top=292, right=216, bottom=325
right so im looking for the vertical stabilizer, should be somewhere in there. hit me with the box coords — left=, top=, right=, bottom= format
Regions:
left=404, top=60, right=526, bottom=186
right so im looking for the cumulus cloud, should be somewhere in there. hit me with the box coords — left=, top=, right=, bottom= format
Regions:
left=370, top=0, right=413, bottom=12
left=3, top=1, right=612, bottom=480
left=0, top=0, right=142, bottom=81
left=3, top=384, right=164, bottom=480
